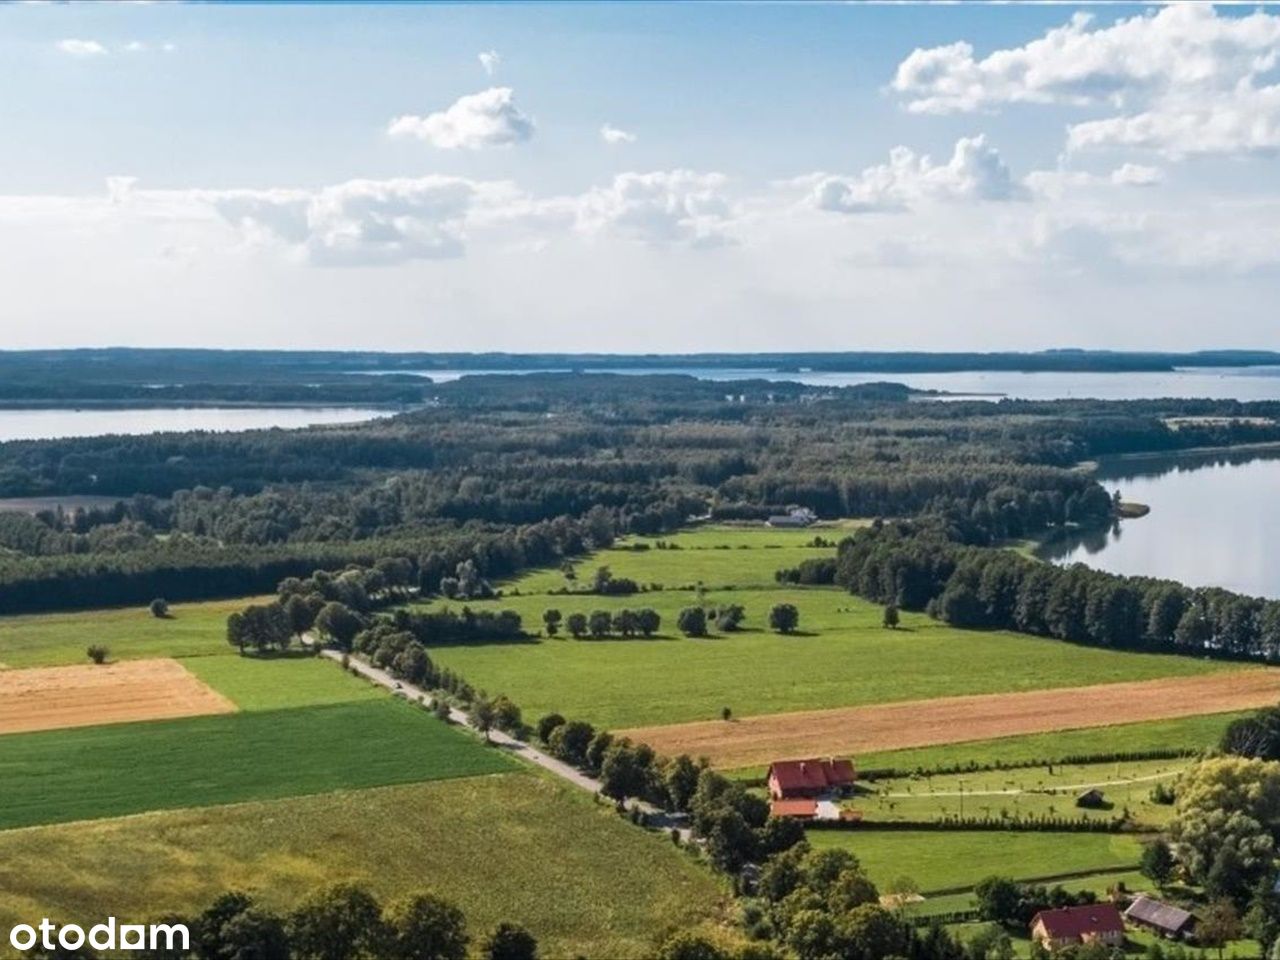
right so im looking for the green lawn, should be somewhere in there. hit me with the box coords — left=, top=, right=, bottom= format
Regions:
left=0, top=596, right=267, bottom=668
left=0, top=699, right=513, bottom=830
left=0, top=774, right=728, bottom=960
left=426, top=586, right=1242, bottom=729
left=806, top=829, right=1147, bottom=894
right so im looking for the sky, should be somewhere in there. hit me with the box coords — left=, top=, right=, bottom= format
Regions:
left=4, top=1, right=1280, bottom=352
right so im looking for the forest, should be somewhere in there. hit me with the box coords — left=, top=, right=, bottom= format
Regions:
left=3, top=371, right=1280, bottom=616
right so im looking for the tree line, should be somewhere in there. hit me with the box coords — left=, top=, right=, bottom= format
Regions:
left=831, top=521, right=1280, bottom=660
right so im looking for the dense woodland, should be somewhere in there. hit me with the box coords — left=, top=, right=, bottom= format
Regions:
left=3, top=371, right=1280, bottom=615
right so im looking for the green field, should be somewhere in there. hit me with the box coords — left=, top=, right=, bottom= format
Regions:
left=510, top=525, right=848, bottom=593
left=185, top=654, right=384, bottom=711
left=857, top=757, right=1186, bottom=828
left=427, top=591, right=1241, bottom=730
left=0, top=774, right=728, bottom=959
left=0, top=596, right=267, bottom=668
left=0, top=698, right=513, bottom=829
left=807, top=829, right=1147, bottom=894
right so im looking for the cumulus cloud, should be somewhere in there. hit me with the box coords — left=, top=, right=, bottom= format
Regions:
left=478, top=50, right=500, bottom=76
left=57, top=39, right=107, bottom=57
left=576, top=170, right=736, bottom=247
left=600, top=123, right=637, bottom=145
left=1067, top=86, right=1280, bottom=157
left=890, top=5, right=1280, bottom=159
left=208, top=176, right=520, bottom=266
left=892, top=6, right=1280, bottom=114
left=807, top=135, right=1021, bottom=214
left=387, top=87, right=534, bottom=150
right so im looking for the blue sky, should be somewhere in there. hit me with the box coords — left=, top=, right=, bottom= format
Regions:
left=3, top=2, right=1280, bottom=351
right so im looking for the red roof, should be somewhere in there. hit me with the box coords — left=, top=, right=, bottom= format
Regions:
left=1032, top=904, right=1125, bottom=940
left=767, top=758, right=855, bottom=793
left=769, top=799, right=818, bottom=818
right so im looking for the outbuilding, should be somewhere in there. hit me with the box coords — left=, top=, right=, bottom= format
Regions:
left=1124, top=896, right=1194, bottom=940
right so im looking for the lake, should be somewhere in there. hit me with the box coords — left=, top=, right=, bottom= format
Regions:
left=1037, top=447, right=1280, bottom=598
left=0, top=407, right=391, bottom=443
left=381, top=366, right=1280, bottom=401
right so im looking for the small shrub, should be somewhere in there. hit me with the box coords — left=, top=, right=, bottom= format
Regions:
left=86, top=644, right=109, bottom=665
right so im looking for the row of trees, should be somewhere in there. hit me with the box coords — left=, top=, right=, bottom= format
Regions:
left=542, top=608, right=662, bottom=639
left=532, top=712, right=804, bottom=873
left=833, top=521, right=1280, bottom=659
left=536, top=603, right=802, bottom=640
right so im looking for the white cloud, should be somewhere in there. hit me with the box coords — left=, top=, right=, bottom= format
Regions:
left=1109, top=163, right=1162, bottom=187
left=207, top=176, right=524, bottom=266
left=575, top=170, right=736, bottom=247
left=807, top=135, right=1021, bottom=214
left=57, top=39, right=107, bottom=57
left=387, top=87, right=534, bottom=150
left=891, top=5, right=1280, bottom=159
left=1025, top=163, right=1163, bottom=198
left=478, top=50, right=500, bottom=76
left=600, top=123, right=637, bottom=145
left=892, top=6, right=1280, bottom=114
left=1067, top=85, right=1280, bottom=158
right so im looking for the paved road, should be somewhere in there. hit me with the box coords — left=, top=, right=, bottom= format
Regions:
left=320, top=648, right=692, bottom=839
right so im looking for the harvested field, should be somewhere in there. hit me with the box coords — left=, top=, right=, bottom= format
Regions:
left=0, top=658, right=235, bottom=735
left=620, top=669, right=1280, bottom=769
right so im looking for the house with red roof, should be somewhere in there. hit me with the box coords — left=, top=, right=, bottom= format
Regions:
left=766, top=757, right=855, bottom=800
left=1030, top=904, right=1126, bottom=952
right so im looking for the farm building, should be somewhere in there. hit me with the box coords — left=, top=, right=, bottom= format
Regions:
left=766, top=757, right=855, bottom=800
left=769, top=799, right=818, bottom=820
left=1124, top=896, right=1194, bottom=940
left=1030, top=904, right=1125, bottom=953
left=765, top=508, right=816, bottom=528
left=1075, top=788, right=1107, bottom=809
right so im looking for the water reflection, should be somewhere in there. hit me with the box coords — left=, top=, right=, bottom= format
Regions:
left=0, top=407, right=390, bottom=442
left=1037, top=447, right=1280, bottom=598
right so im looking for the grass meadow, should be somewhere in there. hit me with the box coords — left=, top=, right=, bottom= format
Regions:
left=184, top=653, right=385, bottom=711
left=0, top=596, right=267, bottom=668
left=426, top=589, right=1241, bottom=729
left=0, top=773, right=728, bottom=959
left=0, top=698, right=513, bottom=829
